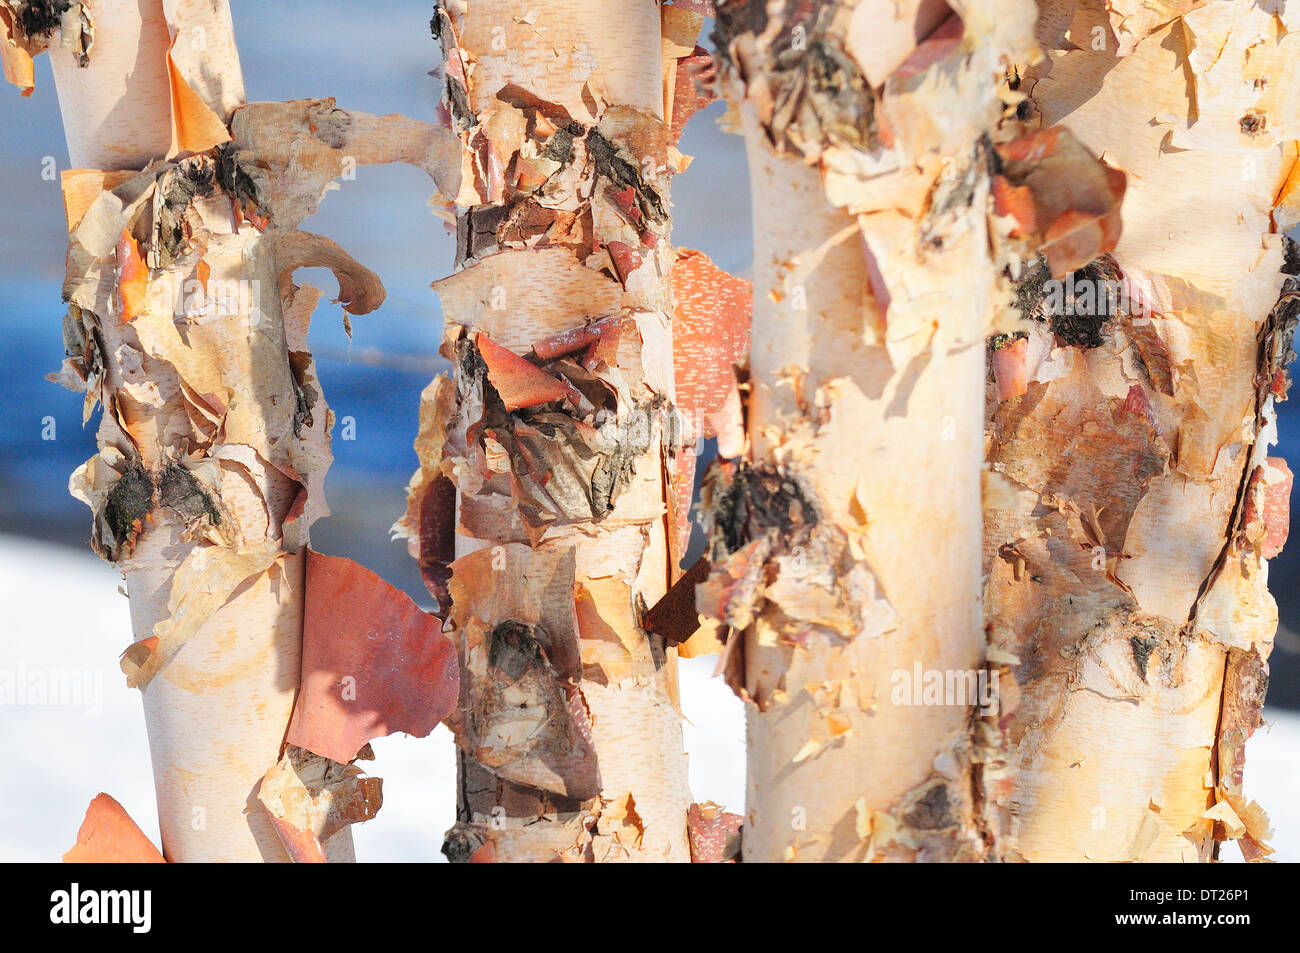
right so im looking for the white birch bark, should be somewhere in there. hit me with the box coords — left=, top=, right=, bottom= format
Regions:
left=395, top=0, right=705, bottom=862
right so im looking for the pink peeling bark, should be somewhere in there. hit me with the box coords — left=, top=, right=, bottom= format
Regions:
left=286, top=551, right=459, bottom=766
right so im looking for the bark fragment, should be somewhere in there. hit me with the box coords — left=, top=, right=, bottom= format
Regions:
left=63, top=794, right=165, bottom=863
left=285, top=551, right=460, bottom=765
left=257, top=747, right=383, bottom=864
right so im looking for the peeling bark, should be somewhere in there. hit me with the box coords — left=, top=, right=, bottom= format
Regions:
left=706, top=0, right=1049, bottom=862
left=983, top=0, right=1298, bottom=861
left=19, top=1, right=461, bottom=861
left=63, top=793, right=166, bottom=863
left=394, top=0, right=720, bottom=862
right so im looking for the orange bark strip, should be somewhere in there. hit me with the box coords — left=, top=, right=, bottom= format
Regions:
left=0, top=8, right=34, bottom=95
left=1243, top=458, right=1293, bottom=559
left=265, top=813, right=328, bottom=864
left=63, top=794, right=166, bottom=863
left=669, top=49, right=715, bottom=144
left=991, top=337, right=1029, bottom=401
left=1261, top=460, right=1293, bottom=559
left=286, top=551, right=459, bottom=765
left=891, top=12, right=964, bottom=80
left=991, top=177, right=1037, bottom=236
left=672, top=249, right=752, bottom=436
left=476, top=332, right=569, bottom=410
left=164, top=37, right=232, bottom=155
left=114, top=230, right=149, bottom=323
left=531, top=314, right=619, bottom=361
left=60, top=171, right=136, bottom=233
left=995, top=127, right=1126, bottom=277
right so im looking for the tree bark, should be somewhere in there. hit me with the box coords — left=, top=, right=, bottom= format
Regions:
left=983, top=0, right=1297, bottom=862
left=395, top=0, right=711, bottom=862
left=8, top=0, right=456, bottom=861
left=704, top=0, right=1043, bottom=862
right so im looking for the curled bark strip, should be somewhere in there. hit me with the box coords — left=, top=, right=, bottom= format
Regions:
left=989, top=335, right=1028, bottom=401
left=285, top=550, right=459, bottom=766
left=1214, top=647, right=1271, bottom=860
left=274, top=230, right=386, bottom=317
left=120, top=543, right=282, bottom=690
left=1241, top=458, right=1293, bottom=560
left=440, top=318, right=672, bottom=545
left=672, top=249, right=752, bottom=437
left=63, top=794, right=165, bottom=863
left=392, top=375, right=459, bottom=616
left=257, top=747, right=382, bottom=864
left=477, top=331, right=571, bottom=410
left=700, top=461, right=898, bottom=688
left=643, top=554, right=711, bottom=646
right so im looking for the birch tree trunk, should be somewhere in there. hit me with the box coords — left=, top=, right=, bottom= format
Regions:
left=703, top=0, right=1044, bottom=862
left=983, top=0, right=1297, bottom=862
left=5, top=0, right=444, bottom=861
left=395, top=0, right=713, bottom=862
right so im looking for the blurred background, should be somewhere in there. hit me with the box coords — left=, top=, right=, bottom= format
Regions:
left=0, top=0, right=1293, bottom=861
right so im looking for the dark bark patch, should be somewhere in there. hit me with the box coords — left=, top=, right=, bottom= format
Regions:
left=714, top=0, right=877, bottom=157
left=1283, top=235, right=1299, bottom=277
left=157, top=462, right=221, bottom=529
left=488, top=620, right=547, bottom=683
left=441, top=823, right=486, bottom=863
left=445, top=77, right=474, bottom=131
left=586, top=129, right=666, bottom=224
left=214, top=143, right=266, bottom=224
left=903, top=782, right=955, bottom=831
left=709, top=462, right=819, bottom=558
left=590, top=398, right=660, bottom=519
left=306, top=102, right=353, bottom=150
left=1261, top=267, right=1299, bottom=403
left=1128, top=634, right=1160, bottom=681
left=157, top=157, right=216, bottom=262
left=545, top=125, right=578, bottom=165
left=1014, top=255, right=1122, bottom=349
left=287, top=351, right=317, bottom=437
left=1239, top=112, right=1266, bottom=137
left=98, top=462, right=153, bottom=561
left=17, top=0, right=68, bottom=38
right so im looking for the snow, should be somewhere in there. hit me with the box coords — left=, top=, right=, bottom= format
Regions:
left=0, top=534, right=1292, bottom=862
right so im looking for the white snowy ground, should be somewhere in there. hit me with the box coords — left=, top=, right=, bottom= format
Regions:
left=0, top=533, right=1292, bottom=863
